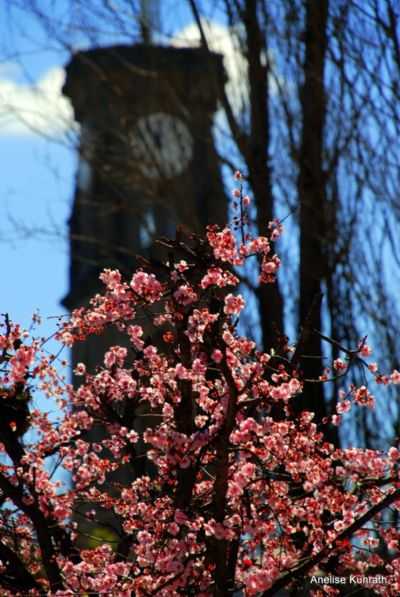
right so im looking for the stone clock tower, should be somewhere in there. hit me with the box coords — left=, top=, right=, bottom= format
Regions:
left=62, top=44, right=227, bottom=543
left=62, top=44, right=227, bottom=369
left=63, top=44, right=226, bottom=300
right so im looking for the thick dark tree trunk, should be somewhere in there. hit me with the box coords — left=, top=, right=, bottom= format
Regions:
left=297, top=0, right=337, bottom=443
left=244, top=0, right=284, bottom=353
left=190, top=0, right=284, bottom=353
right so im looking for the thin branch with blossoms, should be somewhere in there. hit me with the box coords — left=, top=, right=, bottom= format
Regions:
left=261, top=488, right=400, bottom=597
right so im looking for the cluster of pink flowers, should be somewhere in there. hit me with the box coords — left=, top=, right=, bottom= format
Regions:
left=9, top=344, right=36, bottom=382
left=173, top=283, right=198, bottom=306
left=130, top=271, right=164, bottom=302
left=1, top=180, right=400, bottom=596
left=207, top=225, right=241, bottom=264
left=200, top=266, right=239, bottom=289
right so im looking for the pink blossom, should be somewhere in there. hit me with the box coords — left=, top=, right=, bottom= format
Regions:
left=391, top=369, right=400, bottom=384
left=74, top=362, right=86, bottom=376
left=359, top=342, right=373, bottom=357
left=104, top=346, right=127, bottom=368
left=130, top=271, right=163, bottom=302
left=211, top=349, right=223, bottom=363
left=333, top=358, right=347, bottom=372
left=127, top=324, right=144, bottom=350
left=224, top=293, right=245, bottom=315
left=174, top=260, right=189, bottom=272
left=173, top=284, right=198, bottom=305
left=200, top=267, right=238, bottom=289
left=207, top=226, right=240, bottom=263
left=389, top=447, right=400, bottom=461
left=353, top=385, right=375, bottom=408
left=337, top=400, right=351, bottom=414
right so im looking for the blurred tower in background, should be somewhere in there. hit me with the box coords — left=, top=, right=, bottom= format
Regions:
left=62, top=43, right=226, bottom=367
left=62, top=42, right=227, bottom=543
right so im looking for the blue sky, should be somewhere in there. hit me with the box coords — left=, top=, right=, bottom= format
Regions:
left=0, top=3, right=73, bottom=343
left=1, top=135, right=73, bottom=327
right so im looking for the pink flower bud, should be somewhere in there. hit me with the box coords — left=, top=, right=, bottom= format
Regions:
left=211, top=349, right=223, bottom=363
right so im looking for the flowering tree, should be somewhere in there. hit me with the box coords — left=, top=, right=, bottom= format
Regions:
left=1, top=177, right=400, bottom=596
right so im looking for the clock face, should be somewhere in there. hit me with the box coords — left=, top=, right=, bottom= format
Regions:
left=130, top=112, right=193, bottom=179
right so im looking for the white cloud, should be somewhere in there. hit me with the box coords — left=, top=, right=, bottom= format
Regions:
left=0, top=23, right=246, bottom=138
left=0, top=23, right=276, bottom=138
left=0, top=66, right=75, bottom=137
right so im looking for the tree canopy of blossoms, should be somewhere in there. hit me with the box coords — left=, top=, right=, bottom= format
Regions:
left=1, top=174, right=400, bottom=596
